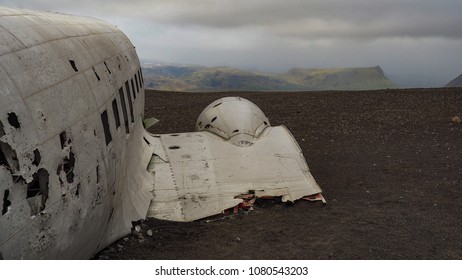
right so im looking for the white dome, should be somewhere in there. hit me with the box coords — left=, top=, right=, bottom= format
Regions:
left=195, top=97, right=270, bottom=146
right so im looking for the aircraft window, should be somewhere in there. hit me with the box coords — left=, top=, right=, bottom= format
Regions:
left=138, top=70, right=143, bottom=88
left=0, top=121, right=5, bottom=137
left=134, top=74, right=139, bottom=94
left=140, top=69, right=144, bottom=84
left=112, top=99, right=121, bottom=129
left=169, top=145, right=180, bottom=150
left=131, top=78, right=136, bottom=99
left=92, top=67, right=100, bottom=81
left=0, top=147, right=7, bottom=166
left=2, top=189, right=11, bottom=215
left=59, top=131, right=68, bottom=149
left=135, top=72, right=140, bottom=89
left=125, top=81, right=134, bottom=123
left=32, top=149, right=41, bottom=166
left=75, top=183, right=81, bottom=197
left=117, top=56, right=121, bottom=70
left=119, top=88, right=130, bottom=134
left=101, top=110, right=112, bottom=145
left=96, top=165, right=100, bottom=184
left=69, top=60, right=78, bottom=72
left=104, top=61, right=112, bottom=74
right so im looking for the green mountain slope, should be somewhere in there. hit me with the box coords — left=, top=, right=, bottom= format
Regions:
left=142, top=65, right=397, bottom=91
left=281, top=66, right=396, bottom=90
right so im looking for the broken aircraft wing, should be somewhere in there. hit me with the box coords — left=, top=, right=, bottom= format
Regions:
left=146, top=97, right=323, bottom=221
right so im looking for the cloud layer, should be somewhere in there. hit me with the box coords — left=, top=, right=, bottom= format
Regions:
left=2, top=0, right=462, bottom=86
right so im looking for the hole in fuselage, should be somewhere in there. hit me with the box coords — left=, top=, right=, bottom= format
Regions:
left=211, top=117, right=217, bottom=123
left=32, top=149, right=41, bottom=166
left=7, top=112, right=20, bottom=129
left=69, top=60, right=78, bottom=72
left=57, top=148, right=75, bottom=184
left=75, top=183, right=81, bottom=197
left=2, top=189, right=11, bottom=215
left=59, top=131, right=67, bottom=149
left=169, top=145, right=180, bottom=150
left=26, top=168, right=50, bottom=216
left=0, top=121, right=5, bottom=137
left=63, top=151, right=75, bottom=183
left=0, top=142, right=19, bottom=173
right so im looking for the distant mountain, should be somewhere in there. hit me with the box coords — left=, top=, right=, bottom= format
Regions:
left=445, top=74, right=462, bottom=87
left=142, top=65, right=397, bottom=92
left=280, top=66, right=396, bottom=90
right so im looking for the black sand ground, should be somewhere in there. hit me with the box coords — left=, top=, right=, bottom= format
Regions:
left=96, top=88, right=462, bottom=259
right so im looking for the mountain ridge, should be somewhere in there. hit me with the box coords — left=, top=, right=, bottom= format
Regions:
left=445, top=74, right=462, bottom=87
left=142, top=64, right=397, bottom=92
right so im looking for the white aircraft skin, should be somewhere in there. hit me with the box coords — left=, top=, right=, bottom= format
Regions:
left=0, top=7, right=153, bottom=259
left=0, top=7, right=323, bottom=259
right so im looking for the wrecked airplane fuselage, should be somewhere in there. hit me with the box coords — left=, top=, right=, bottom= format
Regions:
left=0, top=7, right=323, bottom=259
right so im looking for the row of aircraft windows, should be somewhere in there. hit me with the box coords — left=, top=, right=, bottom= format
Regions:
left=101, top=68, right=144, bottom=146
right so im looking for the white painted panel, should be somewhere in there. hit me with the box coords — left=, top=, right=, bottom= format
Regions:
left=147, top=126, right=322, bottom=222
left=0, top=29, right=24, bottom=56
left=3, top=19, right=66, bottom=47
left=0, top=64, right=22, bottom=108
left=24, top=74, right=97, bottom=141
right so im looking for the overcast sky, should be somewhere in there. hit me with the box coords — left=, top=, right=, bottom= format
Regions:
left=2, top=0, right=462, bottom=86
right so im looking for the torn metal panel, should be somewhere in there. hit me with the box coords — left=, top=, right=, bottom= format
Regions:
left=147, top=97, right=323, bottom=222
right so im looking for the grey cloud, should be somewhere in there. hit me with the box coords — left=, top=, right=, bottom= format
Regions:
left=134, top=0, right=462, bottom=40
left=1, top=0, right=462, bottom=86
left=4, top=0, right=462, bottom=39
